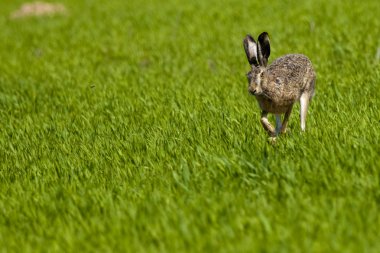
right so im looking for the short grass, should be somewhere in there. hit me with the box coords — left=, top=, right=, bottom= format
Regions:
left=1, top=0, right=380, bottom=252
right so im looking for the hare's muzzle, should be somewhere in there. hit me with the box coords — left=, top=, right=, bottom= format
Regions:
left=248, top=86, right=257, bottom=95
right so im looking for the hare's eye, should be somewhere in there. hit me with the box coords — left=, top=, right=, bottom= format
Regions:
left=246, top=72, right=252, bottom=80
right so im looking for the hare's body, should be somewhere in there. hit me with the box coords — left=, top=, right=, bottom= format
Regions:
left=256, top=54, right=315, bottom=113
left=243, top=33, right=316, bottom=136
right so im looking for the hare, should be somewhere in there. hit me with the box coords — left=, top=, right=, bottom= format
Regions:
left=243, top=32, right=316, bottom=137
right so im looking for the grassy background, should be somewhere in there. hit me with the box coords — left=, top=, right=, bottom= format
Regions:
left=0, top=0, right=379, bottom=252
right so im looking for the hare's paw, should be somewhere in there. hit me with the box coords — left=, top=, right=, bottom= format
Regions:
left=280, top=128, right=291, bottom=135
left=267, top=136, right=278, bottom=145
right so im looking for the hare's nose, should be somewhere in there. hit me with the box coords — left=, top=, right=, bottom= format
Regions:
left=248, top=87, right=256, bottom=95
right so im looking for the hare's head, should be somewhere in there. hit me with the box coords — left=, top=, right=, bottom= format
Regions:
left=243, top=32, right=270, bottom=95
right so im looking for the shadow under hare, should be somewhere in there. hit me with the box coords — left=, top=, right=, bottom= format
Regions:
left=243, top=32, right=316, bottom=137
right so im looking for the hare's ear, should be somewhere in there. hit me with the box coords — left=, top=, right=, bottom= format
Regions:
left=257, top=32, right=270, bottom=67
left=243, top=35, right=259, bottom=66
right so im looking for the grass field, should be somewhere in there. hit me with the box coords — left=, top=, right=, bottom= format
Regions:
left=1, top=0, right=380, bottom=252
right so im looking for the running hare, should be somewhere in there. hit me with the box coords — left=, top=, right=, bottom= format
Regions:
left=243, top=32, right=316, bottom=137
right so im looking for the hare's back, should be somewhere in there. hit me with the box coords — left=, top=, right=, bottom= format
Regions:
left=268, top=54, right=314, bottom=81
left=264, top=54, right=315, bottom=102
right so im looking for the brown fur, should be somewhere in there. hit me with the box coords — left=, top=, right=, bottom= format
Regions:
left=255, top=54, right=315, bottom=113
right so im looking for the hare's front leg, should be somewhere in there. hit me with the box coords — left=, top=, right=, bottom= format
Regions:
left=280, top=105, right=293, bottom=134
left=260, top=111, right=276, bottom=137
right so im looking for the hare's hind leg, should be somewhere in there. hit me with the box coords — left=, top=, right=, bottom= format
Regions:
left=280, top=105, right=293, bottom=134
left=300, top=92, right=309, bottom=131
left=260, top=111, right=276, bottom=137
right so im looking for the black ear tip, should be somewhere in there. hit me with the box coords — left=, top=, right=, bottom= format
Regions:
left=258, top=32, right=270, bottom=40
left=245, top=34, right=255, bottom=42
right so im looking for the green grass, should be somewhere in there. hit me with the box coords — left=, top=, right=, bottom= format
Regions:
left=1, top=0, right=380, bottom=252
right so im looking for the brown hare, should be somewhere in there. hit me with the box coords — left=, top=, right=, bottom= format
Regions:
left=243, top=32, right=316, bottom=137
